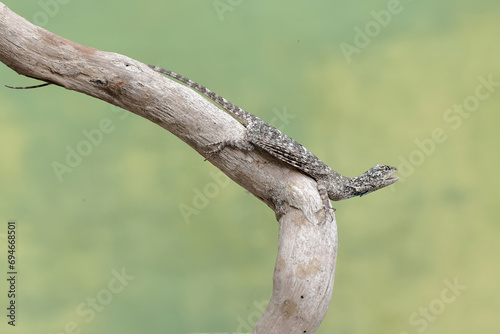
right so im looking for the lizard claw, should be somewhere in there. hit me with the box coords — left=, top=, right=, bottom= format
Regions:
left=205, top=140, right=243, bottom=161
left=324, top=207, right=335, bottom=223
left=317, top=185, right=335, bottom=223
left=204, top=142, right=226, bottom=161
left=204, top=139, right=254, bottom=161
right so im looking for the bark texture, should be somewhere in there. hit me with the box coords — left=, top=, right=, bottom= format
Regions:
left=0, top=3, right=338, bottom=333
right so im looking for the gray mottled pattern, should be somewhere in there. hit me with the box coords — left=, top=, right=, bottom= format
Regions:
left=149, top=64, right=398, bottom=211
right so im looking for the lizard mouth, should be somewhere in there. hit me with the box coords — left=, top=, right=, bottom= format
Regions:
left=384, top=176, right=399, bottom=184
left=383, top=169, right=399, bottom=185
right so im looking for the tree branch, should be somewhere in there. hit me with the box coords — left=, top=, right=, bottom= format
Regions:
left=0, top=2, right=338, bottom=333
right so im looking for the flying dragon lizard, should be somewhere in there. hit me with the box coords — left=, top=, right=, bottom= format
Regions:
left=148, top=65, right=398, bottom=213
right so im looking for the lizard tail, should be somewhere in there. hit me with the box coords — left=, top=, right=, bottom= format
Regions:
left=148, top=64, right=251, bottom=126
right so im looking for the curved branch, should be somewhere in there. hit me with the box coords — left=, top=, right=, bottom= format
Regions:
left=0, top=3, right=338, bottom=333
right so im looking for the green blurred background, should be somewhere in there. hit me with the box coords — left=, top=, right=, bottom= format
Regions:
left=1, top=0, right=499, bottom=333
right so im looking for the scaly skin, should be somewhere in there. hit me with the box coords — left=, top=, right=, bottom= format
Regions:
left=148, top=65, right=398, bottom=212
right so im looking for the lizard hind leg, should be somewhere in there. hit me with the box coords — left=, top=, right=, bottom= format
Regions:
left=204, top=138, right=255, bottom=161
left=317, top=183, right=336, bottom=224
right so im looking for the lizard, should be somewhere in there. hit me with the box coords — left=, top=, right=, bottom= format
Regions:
left=148, top=64, right=398, bottom=214
left=6, top=66, right=398, bottom=214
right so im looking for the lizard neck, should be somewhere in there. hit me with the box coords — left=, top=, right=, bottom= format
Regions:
left=322, top=171, right=354, bottom=201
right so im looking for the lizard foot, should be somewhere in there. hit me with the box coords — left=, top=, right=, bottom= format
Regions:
left=204, top=142, right=227, bottom=161
left=325, top=207, right=335, bottom=223
left=318, top=185, right=335, bottom=223
left=204, top=139, right=254, bottom=161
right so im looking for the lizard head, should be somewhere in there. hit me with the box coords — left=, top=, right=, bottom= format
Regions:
left=345, top=164, right=398, bottom=199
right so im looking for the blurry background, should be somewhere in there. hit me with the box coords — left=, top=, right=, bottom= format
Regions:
left=1, top=1, right=499, bottom=333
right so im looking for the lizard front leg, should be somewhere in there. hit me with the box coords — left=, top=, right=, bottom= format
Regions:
left=204, top=137, right=255, bottom=161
